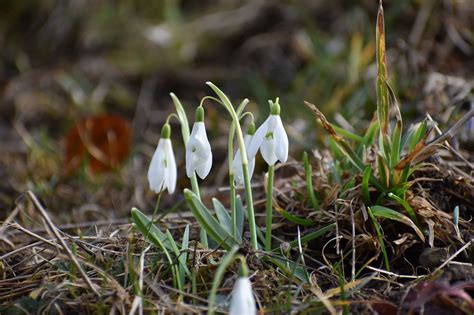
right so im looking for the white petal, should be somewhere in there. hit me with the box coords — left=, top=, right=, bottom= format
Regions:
left=274, top=116, right=289, bottom=163
left=229, top=278, right=256, bottom=315
left=248, top=156, right=255, bottom=180
left=232, top=149, right=244, bottom=185
left=147, top=139, right=166, bottom=193
left=195, top=151, right=212, bottom=179
left=247, top=117, right=269, bottom=159
left=260, top=136, right=277, bottom=165
left=164, top=140, right=177, bottom=194
left=186, top=122, right=212, bottom=178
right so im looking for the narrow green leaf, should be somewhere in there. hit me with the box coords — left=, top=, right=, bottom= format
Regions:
left=212, top=198, right=233, bottom=237
left=331, top=124, right=364, bottom=143
left=363, top=120, right=380, bottom=146
left=267, top=256, right=309, bottom=283
left=235, top=196, right=245, bottom=243
left=131, top=207, right=174, bottom=251
left=391, top=120, right=402, bottom=167
left=184, top=189, right=237, bottom=249
left=170, top=93, right=190, bottom=143
left=179, top=225, right=190, bottom=289
left=275, top=223, right=336, bottom=252
left=275, top=206, right=314, bottom=226
left=362, top=166, right=372, bottom=204
left=367, top=207, right=390, bottom=271
left=370, top=205, right=424, bottom=241
left=387, top=193, right=418, bottom=226
left=208, top=246, right=239, bottom=315
left=303, top=152, right=319, bottom=210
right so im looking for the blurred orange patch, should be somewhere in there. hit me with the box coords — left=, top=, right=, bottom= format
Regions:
left=65, top=115, right=131, bottom=174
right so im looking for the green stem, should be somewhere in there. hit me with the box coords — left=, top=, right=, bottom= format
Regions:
left=243, top=163, right=258, bottom=251
left=145, top=192, right=162, bottom=240
left=228, top=122, right=237, bottom=239
left=190, top=173, right=207, bottom=247
left=265, top=164, right=275, bottom=251
left=206, top=82, right=257, bottom=251
left=230, top=174, right=237, bottom=239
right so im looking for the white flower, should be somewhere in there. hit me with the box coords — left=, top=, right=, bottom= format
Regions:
left=229, top=277, right=256, bottom=315
left=232, top=134, right=255, bottom=185
left=147, top=137, right=177, bottom=194
left=249, top=114, right=288, bottom=166
left=186, top=121, right=212, bottom=179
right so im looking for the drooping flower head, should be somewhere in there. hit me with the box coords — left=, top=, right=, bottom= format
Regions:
left=186, top=106, right=213, bottom=179
left=147, top=123, right=177, bottom=194
left=229, top=277, right=257, bottom=315
left=248, top=99, right=289, bottom=166
left=232, top=122, right=256, bottom=185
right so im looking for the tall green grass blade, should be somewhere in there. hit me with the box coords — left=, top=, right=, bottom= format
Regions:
left=375, top=2, right=390, bottom=136
left=303, top=151, right=319, bottom=210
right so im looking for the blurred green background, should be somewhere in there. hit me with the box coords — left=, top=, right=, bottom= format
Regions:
left=1, top=0, right=472, bottom=219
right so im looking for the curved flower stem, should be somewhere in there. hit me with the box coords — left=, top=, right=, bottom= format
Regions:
left=228, top=121, right=237, bottom=239
left=145, top=191, right=163, bottom=240
left=206, top=82, right=258, bottom=251
left=265, top=164, right=274, bottom=251
left=169, top=93, right=207, bottom=246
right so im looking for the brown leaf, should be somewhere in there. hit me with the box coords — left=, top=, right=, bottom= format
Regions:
left=64, top=115, right=131, bottom=174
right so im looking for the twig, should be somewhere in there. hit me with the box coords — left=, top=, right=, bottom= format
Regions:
left=432, top=239, right=473, bottom=274
left=27, top=191, right=100, bottom=297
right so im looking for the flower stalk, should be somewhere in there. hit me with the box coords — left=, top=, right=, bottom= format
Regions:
left=265, top=164, right=274, bottom=251
left=206, top=82, right=258, bottom=251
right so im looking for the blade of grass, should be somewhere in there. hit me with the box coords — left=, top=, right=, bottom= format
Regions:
left=367, top=207, right=389, bottom=271
left=303, top=151, right=319, bottom=210
left=370, top=205, right=424, bottom=241
left=362, top=166, right=372, bottom=204
left=387, top=193, right=418, bottom=226
left=208, top=246, right=239, bottom=315
left=184, top=189, right=237, bottom=249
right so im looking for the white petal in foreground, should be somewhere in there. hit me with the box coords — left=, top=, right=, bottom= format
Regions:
left=229, top=277, right=256, bottom=315
left=147, top=138, right=177, bottom=194
left=186, top=122, right=213, bottom=179
left=252, top=114, right=288, bottom=166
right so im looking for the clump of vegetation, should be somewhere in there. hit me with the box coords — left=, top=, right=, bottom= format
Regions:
left=1, top=2, right=473, bottom=314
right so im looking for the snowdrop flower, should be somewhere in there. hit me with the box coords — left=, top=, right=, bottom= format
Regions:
left=147, top=124, right=177, bottom=194
left=229, top=277, right=256, bottom=315
left=232, top=123, right=256, bottom=185
left=186, top=107, right=212, bottom=179
left=248, top=99, right=288, bottom=166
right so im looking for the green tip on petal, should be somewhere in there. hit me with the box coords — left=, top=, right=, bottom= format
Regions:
left=247, top=122, right=256, bottom=135
left=238, top=260, right=249, bottom=277
left=195, top=106, right=205, bottom=122
left=270, top=99, right=281, bottom=115
left=161, top=123, right=171, bottom=138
